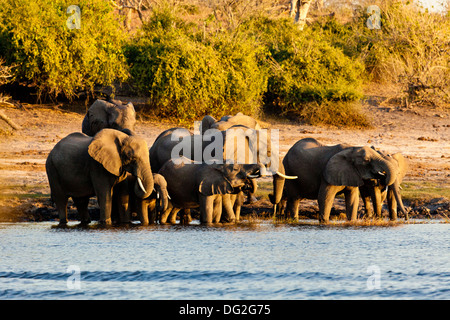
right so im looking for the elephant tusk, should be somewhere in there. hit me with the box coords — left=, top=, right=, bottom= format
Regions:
left=247, top=174, right=260, bottom=178
left=276, top=171, right=298, bottom=180
left=378, top=171, right=385, bottom=176
left=167, top=193, right=171, bottom=200
left=137, top=177, right=147, bottom=194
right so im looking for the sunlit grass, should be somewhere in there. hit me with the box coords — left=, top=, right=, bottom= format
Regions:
left=401, top=181, right=450, bottom=202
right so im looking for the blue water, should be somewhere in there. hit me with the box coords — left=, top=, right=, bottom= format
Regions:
left=0, top=221, right=449, bottom=299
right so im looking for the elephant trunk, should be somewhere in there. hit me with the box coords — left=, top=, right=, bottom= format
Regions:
left=134, top=162, right=154, bottom=199
left=392, top=180, right=409, bottom=220
left=373, top=156, right=398, bottom=188
left=269, top=159, right=286, bottom=216
left=155, top=185, right=169, bottom=213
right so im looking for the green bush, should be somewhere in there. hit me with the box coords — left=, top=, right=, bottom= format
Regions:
left=0, top=0, right=129, bottom=100
left=240, top=16, right=366, bottom=125
left=125, top=6, right=268, bottom=123
left=343, top=0, right=450, bottom=107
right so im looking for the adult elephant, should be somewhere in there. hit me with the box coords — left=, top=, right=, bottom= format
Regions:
left=359, top=151, right=409, bottom=220
left=82, top=98, right=141, bottom=224
left=46, top=129, right=154, bottom=226
left=158, top=157, right=265, bottom=225
left=82, top=99, right=136, bottom=136
left=270, top=138, right=402, bottom=223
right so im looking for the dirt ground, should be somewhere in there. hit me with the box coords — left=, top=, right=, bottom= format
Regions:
left=0, top=95, right=449, bottom=222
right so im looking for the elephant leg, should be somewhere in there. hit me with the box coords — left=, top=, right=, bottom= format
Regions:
left=137, top=199, right=150, bottom=226
left=213, top=196, right=223, bottom=224
left=200, top=195, right=214, bottom=225
left=180, top=209, right=192, bottom=225
left=286, top=197, right=300, bottom=221
left=387, top=188, right=398, bottom=221
left=344, top=187, right=359, bottom=221
left=318, top=184, right=341, bottom=223
left=370, top=186, right=382, bottom=219
left=160, top=204, right=173, bottom=224
left=147, top=199, right=158, bottom=225
left=55, top=196, right=69, bottom=226
left=168, top=207, right=180, bottom=224
left=73, top=196, right=90, bottom=225
left=112, top=191, right=129, bottom=224
left=233, top=192, right=245, bottom=222
left=362, top=195, right=373, bottom=219
left=221, top=194, right=235, bottom=223
left=96, top=188, right=113, bottom=226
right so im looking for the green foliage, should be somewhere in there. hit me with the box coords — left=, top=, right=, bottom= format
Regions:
left=125, top=6, right=268, bottom=123
left=345, top=0, right=450, bottom=107
left=241, top=16, right=366, bottom=125
left=0, top=0, right=129, bottom=100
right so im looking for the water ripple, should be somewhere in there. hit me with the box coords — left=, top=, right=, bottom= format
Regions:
left=0, top=270, right=357, bottom=283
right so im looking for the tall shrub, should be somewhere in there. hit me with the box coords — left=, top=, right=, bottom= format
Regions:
left=125, top=6, right=268, bottom=123
left=0, top=0, right=129, bottom=100
left=348, top=0, right=450, bottom=107
left=241, top=16, right=368, bottom=127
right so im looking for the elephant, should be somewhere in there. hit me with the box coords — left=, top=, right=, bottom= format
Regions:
left=200, top=112, right=261, bottom=135
left=118, top=173, right=170, bottom=225
left=270, top=138, right=403, bottom=223
left=359, top=151, right=409, bottom=220
left=199, top=113, right=264, bottom=203
left=45, top=129, right=154, bottom=226
left=82, top=99, right=136, bottom=136
left=149, top=125, right=295, bottom=223
left=158, top=157, right=265, bottom=225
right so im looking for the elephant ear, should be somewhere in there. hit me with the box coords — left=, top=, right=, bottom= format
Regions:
left=391, top=153, right=407, bottom=181
left=324, top=148, right=363, bottom=187
left=88, top=129, right=127, bottom=176
left=198, top=166, right=234, bottom=196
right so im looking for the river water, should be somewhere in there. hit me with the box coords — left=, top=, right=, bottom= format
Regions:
left=0, top=220, right=449, bottom=299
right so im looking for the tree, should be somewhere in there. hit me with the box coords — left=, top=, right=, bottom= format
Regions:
left=290, top=0, right=314, bottom=30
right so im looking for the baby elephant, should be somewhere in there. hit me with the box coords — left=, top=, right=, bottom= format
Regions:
left=46, top=129, right=154, bottom=226
left=159, top=157, right=265, bottom=225
left=359, top=152, right=408, bottom=220
left=122, top=173, right=170, bottom=225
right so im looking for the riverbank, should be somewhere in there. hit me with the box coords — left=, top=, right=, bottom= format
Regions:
left=0, top=95, right=449, bottom=222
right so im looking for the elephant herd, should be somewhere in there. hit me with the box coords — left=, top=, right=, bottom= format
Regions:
left=45, top=99, right=409, bottom=227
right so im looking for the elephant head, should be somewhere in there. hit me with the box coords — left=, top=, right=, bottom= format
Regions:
left=324, top=146, right=399, bottom=187
left=198, top=163, right=266, bottom=197
left=88, top=129, right=154, bottom=199
left=82, top=99, right=136, bottom=136
left=363, top=151, right=408, bottom=220
left=323, top=146, right=408, bottom=218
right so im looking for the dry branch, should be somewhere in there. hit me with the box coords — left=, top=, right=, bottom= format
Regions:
left=0, top=108, right=21, bottom=130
